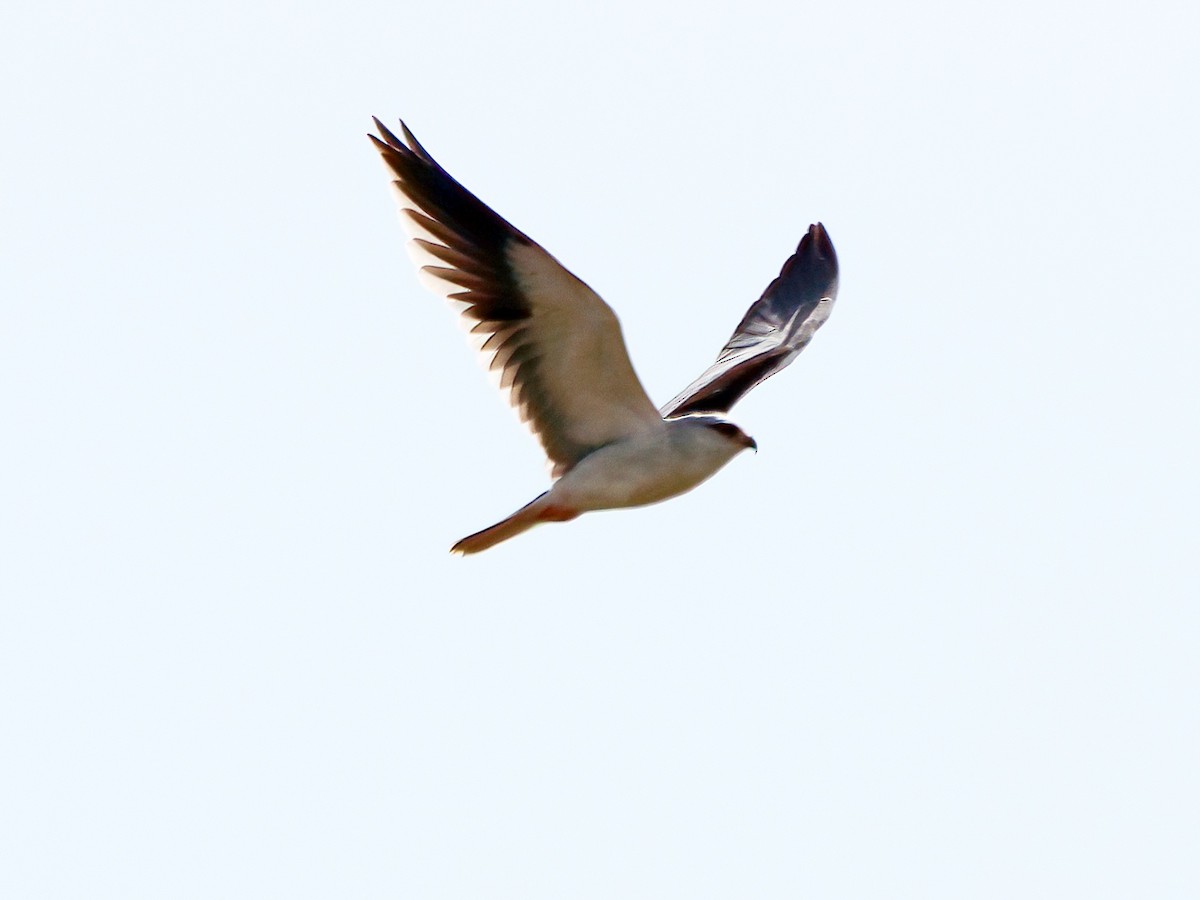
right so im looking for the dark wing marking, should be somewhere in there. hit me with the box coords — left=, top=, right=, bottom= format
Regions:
left=369, top=118, right=662, bottom=477
left=661, top=223, right=839, bottom=418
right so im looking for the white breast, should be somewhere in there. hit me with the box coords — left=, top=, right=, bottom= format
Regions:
left=548, top=421, right=746, bottom=512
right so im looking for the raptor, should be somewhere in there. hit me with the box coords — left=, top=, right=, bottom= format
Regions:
left=370, top=119, right=839, bottom=554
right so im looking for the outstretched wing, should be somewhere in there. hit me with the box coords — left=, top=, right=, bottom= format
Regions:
left=661, top=223, right=839, bottom=418
left=369, top=118, right=663, bottom=477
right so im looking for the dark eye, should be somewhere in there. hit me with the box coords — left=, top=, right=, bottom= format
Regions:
left=710, top=422, right=741, bottom=440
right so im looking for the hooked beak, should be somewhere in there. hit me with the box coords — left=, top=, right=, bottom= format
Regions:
left=744, top=435, right=758, bottom=453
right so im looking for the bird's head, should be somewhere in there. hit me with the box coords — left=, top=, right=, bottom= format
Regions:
left=703, top=419, right=758, bottom=453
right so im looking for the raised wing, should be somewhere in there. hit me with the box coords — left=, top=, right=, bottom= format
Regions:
left=661, top=223, right=839, bottom=418
left=369, top=118, right=663, bottom=477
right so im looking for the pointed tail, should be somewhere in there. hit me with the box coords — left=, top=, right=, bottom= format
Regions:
left=451, top=493, right=577, bottom=555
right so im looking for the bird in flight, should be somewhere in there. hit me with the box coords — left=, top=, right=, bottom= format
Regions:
left=369, top=118, right=839, bottom=554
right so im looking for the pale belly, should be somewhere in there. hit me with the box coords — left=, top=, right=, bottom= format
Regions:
left=549, top=432, right=738, bottom=512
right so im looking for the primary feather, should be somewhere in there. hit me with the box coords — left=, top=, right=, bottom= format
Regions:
left=370, top=118, right=662, bottom=478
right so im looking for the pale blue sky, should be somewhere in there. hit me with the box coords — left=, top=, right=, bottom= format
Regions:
left=2, top=1, right=1197, bottom=897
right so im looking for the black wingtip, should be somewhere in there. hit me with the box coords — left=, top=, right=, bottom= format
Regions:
left=371, top=116, right=407, bottom=152
left=806, top=221, right=833, bottom=251
left=398, top=120, right=433, bottom=161
left=369, top=117, right=442, bottom=172
left=794, top=222, right=837, bottom=275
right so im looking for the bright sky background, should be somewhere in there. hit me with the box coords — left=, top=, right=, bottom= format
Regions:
left=3, top=1, right=1198, bottom=897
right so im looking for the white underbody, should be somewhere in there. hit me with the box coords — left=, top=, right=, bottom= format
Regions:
left=545, top=418, right=748, bottom=513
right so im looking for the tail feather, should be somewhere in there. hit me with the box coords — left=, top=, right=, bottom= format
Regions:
left=451, top=494, right=551, bottom=555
